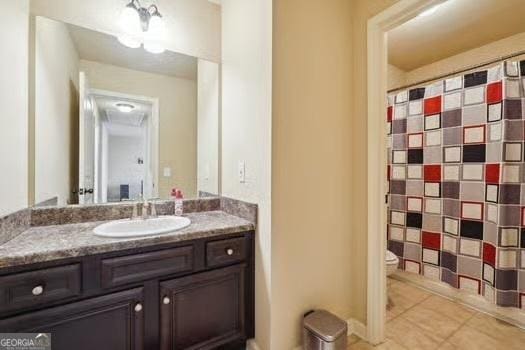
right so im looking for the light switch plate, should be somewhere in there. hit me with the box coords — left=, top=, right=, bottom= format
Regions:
left=238, top=161, right=246, bottom=183
left=163, top=167, right=172, bottom=177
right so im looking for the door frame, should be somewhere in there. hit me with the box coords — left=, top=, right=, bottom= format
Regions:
left=366, top=0, right=442, bottom=344
left=90, top=88, right=160, bottom=201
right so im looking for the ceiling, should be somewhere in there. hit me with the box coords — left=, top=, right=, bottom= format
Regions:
left=388, top=0, right=525, bottom=71
left=93, top=95, right=151, bottom=137
left=68, top=23, right=198, bottom=80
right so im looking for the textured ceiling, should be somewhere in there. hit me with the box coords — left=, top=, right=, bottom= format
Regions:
left=93, top=95, right=151, bottom=136
left=388, top=0, right=525, bottom=71
left=68, top=23, right=198, bottom=80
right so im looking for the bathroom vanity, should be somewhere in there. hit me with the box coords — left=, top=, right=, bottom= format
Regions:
left=0, top=203, right=255, bottom=350
left=0, top=4, right=257, bottom=348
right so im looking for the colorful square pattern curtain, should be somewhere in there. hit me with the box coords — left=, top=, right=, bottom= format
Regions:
left=387, top=60, right=525, bottom=308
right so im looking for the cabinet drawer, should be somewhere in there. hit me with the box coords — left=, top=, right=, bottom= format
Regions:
left=206, top=237, right=246, bottom=268
left=0, top=264, right=81, bottom=313
left=101, top=246, right=194, bottom=288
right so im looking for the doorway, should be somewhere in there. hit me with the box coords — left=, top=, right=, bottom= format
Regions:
left=367, top=0, right=525, bottom=345
left=367, top=1, right=441, bottom=343
left=78, top=80, right=159, bottom=204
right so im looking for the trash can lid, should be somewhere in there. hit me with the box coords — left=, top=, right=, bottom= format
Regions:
left=303, top=310, right=348, bottom=342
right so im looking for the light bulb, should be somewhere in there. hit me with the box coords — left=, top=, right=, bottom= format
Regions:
left=144, top=14, right=166, bottom=54
left=119, top=4, right=141, bottom=34
left=116, top=103, right=135, bottom=113
left=147, top=14, right=165, bottom=39
left=118, top=34, right=141, bottom=49
left=144, top=40, right=166, bottom=54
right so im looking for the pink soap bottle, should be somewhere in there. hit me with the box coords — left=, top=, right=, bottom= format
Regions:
left=171, top=188, right=184, bottom=216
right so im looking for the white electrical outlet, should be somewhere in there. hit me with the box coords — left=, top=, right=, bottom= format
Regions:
left=238, top=161, right=246, bottom=183
left=163, top=167, right=172, bottom=177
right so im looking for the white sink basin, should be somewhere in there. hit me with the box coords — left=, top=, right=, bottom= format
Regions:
left=93, top=216, right=191, bottom=238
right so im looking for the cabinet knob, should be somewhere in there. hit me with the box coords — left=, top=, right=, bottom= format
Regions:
left=134, top=303, right=143, bottom=312
left=226, top=248, right=234, bottom=256
left=32, top=285, right=44, bottom=296
left=163, top=296, right=171, bottom=305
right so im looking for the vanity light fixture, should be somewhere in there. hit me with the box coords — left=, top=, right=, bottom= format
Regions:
left=116, top=103, right=136, bottom=113
left=118, top=0, right=166, bottom=54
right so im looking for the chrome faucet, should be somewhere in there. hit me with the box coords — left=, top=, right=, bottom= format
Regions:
left=150, top=200, right=157, bottom=217
left=131, top=201, right=140, bottom=219
left=142, top=198, right=150, bottom=220
left=131, top=196, right=159, bottom=220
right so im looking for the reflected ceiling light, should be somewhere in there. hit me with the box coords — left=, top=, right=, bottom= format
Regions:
left=117, top=0, right=166, bottom=54
left=116, top=103, right=136, bottom=113
left=147, top=12, right=165, bottom=37
left=117, top=34, right=141, bottom=49
left=144, top=41, right=166, bottom=54
left=143, top=10, right=166, bottom=54
left=119, top=2, right=142, bottom=34
left=417, top=1, right=448, bottom=17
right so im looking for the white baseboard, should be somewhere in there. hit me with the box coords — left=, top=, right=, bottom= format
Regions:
left=246, top=339, right=260, bottom=350
left=347, top=318, right=368, bottom=341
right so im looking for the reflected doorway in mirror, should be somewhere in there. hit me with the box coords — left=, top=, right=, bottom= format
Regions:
left=79, top=84, right=160, bottom=205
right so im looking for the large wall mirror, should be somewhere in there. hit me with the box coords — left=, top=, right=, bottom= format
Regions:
left=32, top=15, right=220, bottom=206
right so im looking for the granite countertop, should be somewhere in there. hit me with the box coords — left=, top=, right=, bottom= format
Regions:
left=0, top=211, right=254, bottom=269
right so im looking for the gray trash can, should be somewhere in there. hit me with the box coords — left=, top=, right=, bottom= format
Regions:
left=303, top=310, right=348, bottom=350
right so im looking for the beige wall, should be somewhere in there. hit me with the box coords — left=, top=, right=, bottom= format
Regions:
left=387, top=63, right=407, bottom=91
left=221, top=0, right=272, bottom=348
left=197, top=59, right=220, bottom=195
left=30, top=0, right=221, bottom=62
left=34, top=17, right=79, bottom=206
left=272, top=1, right=354, bottom=348
left=405, top=31, right=525, bottom=87
left=350, top=0, right=399, bottom=324
left=80, top=60, right=198, bottom=199
left=0, top=0, right=29, bottom=216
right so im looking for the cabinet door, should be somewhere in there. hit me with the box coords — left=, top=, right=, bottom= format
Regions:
left=160, top=265, right=246, bottom=350
left=0, top=288, right=144, bottom=350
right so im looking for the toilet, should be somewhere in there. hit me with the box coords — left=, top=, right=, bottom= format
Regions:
left=386, top=250, right=399, bottom=276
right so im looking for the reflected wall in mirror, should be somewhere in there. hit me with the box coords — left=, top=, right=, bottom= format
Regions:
left=33, top=16, right=220, bottom=206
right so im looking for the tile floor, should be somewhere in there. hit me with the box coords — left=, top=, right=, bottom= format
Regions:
left=348, top=278, right=525, bottom=349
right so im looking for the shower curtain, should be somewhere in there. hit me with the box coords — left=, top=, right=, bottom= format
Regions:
left=387, top=60, right=525, bottom=309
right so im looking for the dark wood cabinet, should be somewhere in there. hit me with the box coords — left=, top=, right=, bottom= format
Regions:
left=206, top=237, right=247, bottom=268
left=0, top=232, right=254, bottom=350
left=0, top=264, right=81, bottom=312
left=160, top=265, right=245, bottom=350
left=101, top=245, right=194, bottom=289
left=0, top=288, right=144, bottom=350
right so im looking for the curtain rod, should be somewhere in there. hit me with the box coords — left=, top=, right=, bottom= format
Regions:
left=387, top=49, right=525, bottom=94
